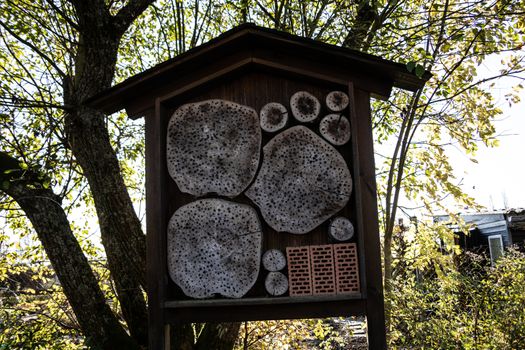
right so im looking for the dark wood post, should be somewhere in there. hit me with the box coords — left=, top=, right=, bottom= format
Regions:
left=146, top=102, right=169, bottom=350
left=350, top=85, right=387, bottom=349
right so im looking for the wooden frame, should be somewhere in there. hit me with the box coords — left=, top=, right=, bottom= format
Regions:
left=145, top=75, right=385, bottom=349
left=88, top=23, right=429, bottom=350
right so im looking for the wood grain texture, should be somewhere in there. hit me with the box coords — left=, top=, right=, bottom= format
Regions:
left=350, top=86, right=387, bottom=349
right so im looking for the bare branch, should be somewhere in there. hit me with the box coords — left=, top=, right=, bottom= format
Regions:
left=0, top=20, right=66, bottom=78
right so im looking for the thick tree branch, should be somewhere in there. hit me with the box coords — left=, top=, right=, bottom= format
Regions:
left=342, top=0, right=377, bottom=50
left=113, top=0, right=156, bottom=34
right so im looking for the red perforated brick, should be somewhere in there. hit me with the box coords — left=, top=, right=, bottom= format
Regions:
left=334, top=243, right=360, bottom=294
left=286, top=246, right=312, bottom=296
left=309, top=245, right=336, bottom=295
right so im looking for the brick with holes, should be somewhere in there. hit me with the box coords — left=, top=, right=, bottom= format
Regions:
left=286, top=246, right=312, bottom=296
left=333, top=243, right=360, bottom=294
left=309, top=245, right=336, bottom=295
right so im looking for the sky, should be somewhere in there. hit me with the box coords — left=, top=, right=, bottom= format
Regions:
left=447, top=56, right=525, bottom=211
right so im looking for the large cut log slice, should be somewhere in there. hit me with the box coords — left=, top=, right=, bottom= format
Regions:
left=246, top=126, right=352, bottom=234
left=167, top=99, right=261, bottom=197
left=167, top=199, right=262, bottom=299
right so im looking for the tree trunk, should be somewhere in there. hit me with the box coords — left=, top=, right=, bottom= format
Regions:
left=65, top=25, right=149, bottom=342
left=2, top=0, right=242, bottom=346
left=0, top=153, right=139, bottom=350
left=343, top=0, right=377, bottom=50
left=65, top=104, right=149, bottom=345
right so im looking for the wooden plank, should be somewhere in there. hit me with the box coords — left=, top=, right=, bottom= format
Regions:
left=165, top=299, right=366, bottom=324
left=351, top=87, right=387, bottom=349
left=157, top=58, right=254, bottom=105
left=164, top=294, right=361, bottom=308
left=153, top=69, right=387, bottom=337
left=146, top=102, right=169, bottom=349
left=123, top=51, right=253, bottom=119
left=251, top=49, right=392, bottom=99
left=251, top=58, right=347, bottom=85
left=347, top=82, right=367, bottom=297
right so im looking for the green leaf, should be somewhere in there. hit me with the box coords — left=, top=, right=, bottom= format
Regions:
left=19, top=162, right=28, bottom=170
left=42, top=179, right=50, bottom=189
left=406, top=61, right=416, bottom=73
left=415, top=64, right=425, bottom=78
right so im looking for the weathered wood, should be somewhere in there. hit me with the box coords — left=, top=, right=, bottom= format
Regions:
left=147, top=102, right=168, bottom=350
left=167, top=199, right=262, bottom=299
left=326, top=91, right=349, bottom=112
left=102, top=25, right=409, bottom=342
left=319, top=114, right=351, bottom=146
left=347, top=82, right=368, bottom=297
left=265, top=272, right=289, bottom=296
left=262, top=249, right=287, bottom=271
left=163, top=72, right=360, bottom=314
left=290, top=91, right=321, bottom=122
left=260, top=102, right=288, bottom=132
left=164, top=293, right=361, bottom=308
left=86, top=24, right=430, bottom=117
left=166, top=99, right=261, bottom=197
left=164, top=297, right=365, bottom=323
left=246, top=126, right=352, bottom=234
left=351, top=86, right=387, bottom=349
left=329, top=217, right=355, bottom=241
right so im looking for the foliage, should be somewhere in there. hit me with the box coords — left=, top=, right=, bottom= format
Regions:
left=234, top=318, right=352, bottom=350
left=0, top=260, right=84, bottom=349
left=0, top=218, right=119, bottom=349
left=387, top=220, right=525, bottom=349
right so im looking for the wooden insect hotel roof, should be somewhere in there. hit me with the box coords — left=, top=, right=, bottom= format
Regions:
left=88, top=23, right=429, bottom=118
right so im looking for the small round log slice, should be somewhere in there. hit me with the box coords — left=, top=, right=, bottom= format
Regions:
left=167, top=199, right=262, bottom=299
left=319, top=114, right=351, bottom=146
left=245, top=126, right=352, bottom=234
left=329, top=216, right=354, bottom=241
left=167, top=99, right=261, bottom=197
left=326, top=91, right=349, bottom=112
left=260, top=102, right=288, bottom=132
left=290, top=91, right=321, bottom=122
left=262, top=249, right=286, bottom=271
left=265, top=271, right=289, bottom=296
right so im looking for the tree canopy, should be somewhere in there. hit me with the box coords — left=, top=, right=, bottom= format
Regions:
left=0, top=0, right=524, bottom=348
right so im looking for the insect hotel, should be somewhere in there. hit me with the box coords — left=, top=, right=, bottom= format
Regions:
left=88, top=24, right=428, bottom=349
